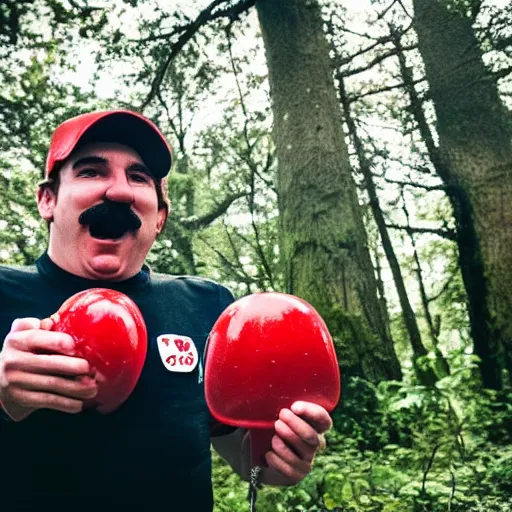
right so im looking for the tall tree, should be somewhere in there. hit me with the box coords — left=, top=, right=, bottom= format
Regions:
left=255, top=0, right=402, bottom=382
left=411, top=0, right=512, bottom=388
left=339, top=77, right=439, bottom=386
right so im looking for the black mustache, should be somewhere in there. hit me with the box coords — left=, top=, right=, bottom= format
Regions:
left=79, top=201, right=142, bottom=239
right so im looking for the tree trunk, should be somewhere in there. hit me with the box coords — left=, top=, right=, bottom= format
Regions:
left=339, top=78, right=437, bottom=386
left=401, top=4, right=512, bottom=388
left=255, top=0, right=402, bottom=382
left=404, top=205, right=451, bottom=379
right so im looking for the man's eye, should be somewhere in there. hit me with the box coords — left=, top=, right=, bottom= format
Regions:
left=129, top=172, right=150, bottom=183
left=77, top=168, right=99, bottom=178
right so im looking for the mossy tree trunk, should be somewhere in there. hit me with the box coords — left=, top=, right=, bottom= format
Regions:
left=255, top=0, right=402, bottom=382
left=412, top=0, right=512, bottom=388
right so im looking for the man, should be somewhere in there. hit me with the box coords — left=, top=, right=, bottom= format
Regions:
left=0, top=110, right=332, bottom=511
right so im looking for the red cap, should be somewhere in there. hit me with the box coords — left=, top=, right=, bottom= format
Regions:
left=45, top=110, right=173, bottom=181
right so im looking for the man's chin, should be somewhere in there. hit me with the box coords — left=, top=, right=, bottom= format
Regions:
left=81, top=234, right=146, bottom=281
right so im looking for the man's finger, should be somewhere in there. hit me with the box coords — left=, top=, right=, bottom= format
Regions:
left=10, top=318, right=41, bottom=333
left=270, top=435, right=310, bottom=470
left=274, top=418, right=316, bottom=462
left=5, top=329, right=77, bottom=357
left=265, top=450, right=308, bottom=483
left=9, top=371, right=98, bottom=400
left=8, top=388, right=84, bottom=414
left=40, top=318, right=55, bottom=331
left=290, top=401, right=333, bottom=434
left=279, top=408, right=321, bottom=447
left=3, top=351, right=90, bottom=376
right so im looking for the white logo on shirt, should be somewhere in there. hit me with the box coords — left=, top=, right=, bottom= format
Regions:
left=156, top=335, right=199, bottom=373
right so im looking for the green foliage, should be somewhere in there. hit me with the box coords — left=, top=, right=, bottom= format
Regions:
left=211, top=452, right=250, bottom=512
left=213, top=353, right=512, bottom=511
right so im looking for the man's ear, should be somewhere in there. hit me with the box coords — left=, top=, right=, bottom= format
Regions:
left=37, top=186, right=56, bottom=222
left=156, top=208, right=167, bottom=235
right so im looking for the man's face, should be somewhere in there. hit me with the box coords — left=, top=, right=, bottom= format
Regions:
left=37, top=142, right=167, bottom=281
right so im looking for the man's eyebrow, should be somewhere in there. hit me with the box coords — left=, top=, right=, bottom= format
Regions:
left=72, top=156, right=108, bottom=169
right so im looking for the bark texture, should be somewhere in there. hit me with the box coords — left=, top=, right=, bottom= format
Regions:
left=412, top=0, right=512, bottom=388
left=256, top=0, right=402, bottom=382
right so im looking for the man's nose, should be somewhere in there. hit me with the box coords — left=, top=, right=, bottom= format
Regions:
left=104, top=174, right=135, bottom=204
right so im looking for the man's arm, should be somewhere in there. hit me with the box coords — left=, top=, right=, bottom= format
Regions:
left=211, top=401, right=331, bottom=486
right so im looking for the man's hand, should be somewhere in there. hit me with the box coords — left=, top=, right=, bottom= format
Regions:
left=264, top=401, right=332, bottom=485
left=0, top=317, right=98, bottom=422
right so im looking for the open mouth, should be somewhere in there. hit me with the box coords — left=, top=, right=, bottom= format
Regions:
left=89, top=223, right=130, bottom=240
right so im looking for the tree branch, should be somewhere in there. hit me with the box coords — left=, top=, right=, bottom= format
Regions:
left=140, top=0, right=255, bottom=110
left=427, top=271, right=457, bottom=303
left=375, top=0, right=399, bottom=21
left=197, top=232, right=254, bottom=285
left=381, top=176, right=445, bottom=191
left=494, top=65, right=512, bottom=81
left=336, top=25, right=381, bottom=42
left=333, top=22, right=413, bottom=68
left=386, top=223, right=456, bottom=241
left=180, top=191, right=246, bottom=230
left=448, top=467, right=456, bottom=512
left=421, top=444, right=440, bottom=495
left=397, top=0, right=413, bottom=19
left=348, top=77, right=426, bottom=103
left=337, top=44, right=417, bottom=78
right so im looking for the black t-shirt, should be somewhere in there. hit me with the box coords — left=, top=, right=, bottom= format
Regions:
left=0, top=253, right=236, bottom=511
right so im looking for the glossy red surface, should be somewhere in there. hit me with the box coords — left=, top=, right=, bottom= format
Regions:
left=204, top=292, right=341, bottom=430
left=50, top=288, right=147, bottom=413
